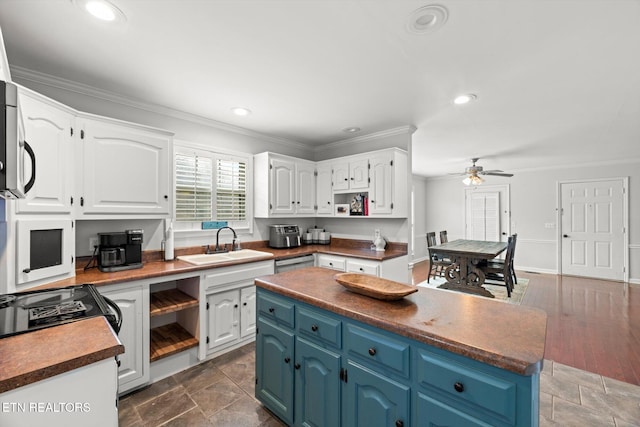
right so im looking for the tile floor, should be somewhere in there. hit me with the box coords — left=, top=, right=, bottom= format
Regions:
left=119, top=343, right=640, bottom=427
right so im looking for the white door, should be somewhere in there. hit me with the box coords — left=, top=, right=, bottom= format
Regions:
left=78, top=117, right=171, bottom=216
left=207, top=290, right=240, bottom=351
left=270, top=157, right=295, bottom=215
left=240, top=286, right=256, bottom=338
left=295, top=161, right=316, bottom=214
left=17, top=89, right=74, bottom=214
left=369, top=154, right=393, bottom=215
left=465, top=185, right=510, bottom=242
left=560, top=180, right=625, bottom=280
left=316, top=162, right=333, bottom=215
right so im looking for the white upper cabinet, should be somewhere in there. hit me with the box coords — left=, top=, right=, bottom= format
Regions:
left=254, top=148, right=407, bottom=218
left=254, top=153, right=316, bottom=217
left=295, top=160, right=316, bottom=215
left=76, top=115, right=172, bottom=218
left=316, top=161, right=333, bottom=215
left=332, top=157, right=369, bottom=192
left=15, top=87, right=74, bottom=214
left=369, top=149, right=407, bottom=217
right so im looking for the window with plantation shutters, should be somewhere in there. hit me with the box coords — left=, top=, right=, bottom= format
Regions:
left=215, top=159, right=247, bottom=220
left=175, top=154, right=213, bottom=221
left=174, top=146, right=252, bottom=231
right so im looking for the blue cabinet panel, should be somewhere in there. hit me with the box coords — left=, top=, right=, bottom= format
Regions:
left=416, top=348, right=517, bottom=424
left=295, top=338, right=341, bottom=427
left=257, top=292, right=295, bottom=328
left=256, top=320, right=295, bottom=425
left=416, top=392, right=495, bottom=427
left=345, top=323, right=410, bottom=378
left=297, top=306, right=342, bottom=349
left=345, top=360, right=410, bottom=427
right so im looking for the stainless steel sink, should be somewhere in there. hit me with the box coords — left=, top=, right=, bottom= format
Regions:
left=177, top=249, right=273, bottom=266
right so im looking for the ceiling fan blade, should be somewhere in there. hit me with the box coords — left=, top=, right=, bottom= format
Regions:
left=480, top=169, right=504, bottom=173
left=482, top=172, right=514, bottom=177
left=447, top=172, right=467, bottom=176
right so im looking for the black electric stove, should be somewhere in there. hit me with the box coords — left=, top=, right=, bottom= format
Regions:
left=0, top=284, right=121, bottom=338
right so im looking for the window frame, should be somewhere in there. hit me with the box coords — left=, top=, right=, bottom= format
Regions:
left=173, top=140, right=253, bottom=236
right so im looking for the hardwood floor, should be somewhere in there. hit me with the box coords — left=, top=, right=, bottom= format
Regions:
left=412, top=261, right=640, bottom=386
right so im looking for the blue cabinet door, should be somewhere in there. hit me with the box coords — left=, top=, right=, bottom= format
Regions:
left=344, top=360, right=410, bottom=427
left=256, top=320, right=295, bottom=425
left=295, top=338, right=341, bottom=427
left=416, top=392, right=494, bottom=427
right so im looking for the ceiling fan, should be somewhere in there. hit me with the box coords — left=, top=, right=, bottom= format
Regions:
left=453, top=158, right=514, bottom=185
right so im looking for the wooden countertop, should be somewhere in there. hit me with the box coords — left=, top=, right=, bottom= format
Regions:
left=256, top=267, right=547, bottom=376
left=0, top=316, right=124, bottom=394
left=37, top=239, right=407, bottom=290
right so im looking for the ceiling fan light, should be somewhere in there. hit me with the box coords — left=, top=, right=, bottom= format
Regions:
left=463, top=175, right=484, bottom=186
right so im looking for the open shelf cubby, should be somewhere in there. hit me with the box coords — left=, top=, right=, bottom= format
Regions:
left=149, top=276, right=200, bottom=363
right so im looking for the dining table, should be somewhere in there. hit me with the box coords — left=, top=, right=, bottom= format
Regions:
left=429, top=239, right=508, bottom=298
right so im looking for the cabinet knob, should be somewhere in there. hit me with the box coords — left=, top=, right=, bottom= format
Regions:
left=370, top=200, right=375, bottom=203
left=329, top=262, right=333, bottom=266
left=284, top=357, right=291, bottom=364
left=344, top=178, right=348, bottom=181
left=368, top=347, right=377, bottom=356
left=395, top=420, right=404, bottom=427
left=454, top=382, right=465, bottom=393
left=164, top=195, right=168, bottom=200
left=243, top=302, right=247, bottom=306
left=350, top=177, right=354, bottom=180
left=327, top=201, right=330, bottom=204
left=294, top=363, right=301, bottom=370
left=269, top=307, right=275, bottom=313
left=311, top=325, right=318, bottom=332
left=359, top=267, right=364, bottom=272
left=234, top=304, right=238, bottom=308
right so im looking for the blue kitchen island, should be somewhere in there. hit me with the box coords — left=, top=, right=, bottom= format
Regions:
left=255, top=267, right=546, bottom=427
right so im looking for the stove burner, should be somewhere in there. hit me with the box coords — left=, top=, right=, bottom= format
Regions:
left=29, top=301, right=87, bottom=324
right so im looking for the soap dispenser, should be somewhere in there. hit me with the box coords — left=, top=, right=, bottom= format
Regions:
left=373, top=229, right=386, bottom=252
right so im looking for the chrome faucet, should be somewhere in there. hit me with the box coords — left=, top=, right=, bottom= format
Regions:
left=210, top=226, right=237, bottom=253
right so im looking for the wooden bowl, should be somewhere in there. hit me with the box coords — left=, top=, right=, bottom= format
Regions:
left=334, top=273, right=418, bottom=301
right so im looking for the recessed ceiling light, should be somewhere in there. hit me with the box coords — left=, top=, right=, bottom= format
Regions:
left=231, top=107, right=252, bottom=116
left=407, top=5, right=448, bottom=35
left=74, top=0, right=126, bottom=23
left=342, top=127, right=361, bottom=133
left=453, top=94, right=477, bottom=105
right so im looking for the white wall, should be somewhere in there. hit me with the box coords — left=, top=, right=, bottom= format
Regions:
left=418, top=160, right=640, bottom=283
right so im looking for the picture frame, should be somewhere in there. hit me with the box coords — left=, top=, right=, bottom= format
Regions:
left=335, top=204, right=349, bottom=216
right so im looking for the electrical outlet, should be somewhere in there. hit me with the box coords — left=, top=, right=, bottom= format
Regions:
left=89, top=237, right=99, bottom=252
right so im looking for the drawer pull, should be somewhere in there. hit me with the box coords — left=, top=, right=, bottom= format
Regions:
left=295, top=363, right=301, bottom=370
left=368, top=347, right=377, bottom=356
left=284, top=357, right=291, bottom=364
left=395, top=420, right=404, bottom=427
left=269, top=307, right=275, bottom=313
left=454, top=382, right=465, bottom=393
left=359, top=267, right=364, bottom=271
left=311, top=324, right=319, bottom=332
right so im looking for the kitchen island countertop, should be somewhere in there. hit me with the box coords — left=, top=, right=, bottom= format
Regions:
left=256, top=267, right=547, bottom=376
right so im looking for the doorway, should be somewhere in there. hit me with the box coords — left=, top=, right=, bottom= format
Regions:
left=464, top=185, right=510, bottom=242
left=559, top=178, right=628, bottom=281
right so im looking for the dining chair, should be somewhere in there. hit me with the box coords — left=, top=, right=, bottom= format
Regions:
left=426, top=232, right=450, bottom=282
left=483, top=234, right=518, bottom=285
left=480, top=235, right=516, bottom=296
left=439, top=230, right=448, bottom=244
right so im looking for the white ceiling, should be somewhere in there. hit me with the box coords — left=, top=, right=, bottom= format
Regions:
left=0, top=0, right=638, bottom=178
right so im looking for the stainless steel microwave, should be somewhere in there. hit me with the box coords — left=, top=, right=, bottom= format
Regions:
left=1, top=80, right=35, bottom=199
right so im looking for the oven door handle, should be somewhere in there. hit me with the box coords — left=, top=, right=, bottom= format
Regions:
left=103, top=296, right=122, bottom=334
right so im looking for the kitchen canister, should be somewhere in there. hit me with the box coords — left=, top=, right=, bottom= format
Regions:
left=308, top=227, right=324, bottom=244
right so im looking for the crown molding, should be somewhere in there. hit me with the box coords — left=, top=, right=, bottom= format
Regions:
left=314, top=125, right=417, bottom=154
left=10, top=65, right=309, bottom=151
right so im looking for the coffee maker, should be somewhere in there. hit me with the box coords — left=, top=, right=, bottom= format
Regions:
left=98, top=229, right=143, bottom=272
